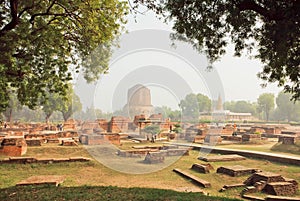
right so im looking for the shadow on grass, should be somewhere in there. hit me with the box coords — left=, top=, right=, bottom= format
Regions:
left=0, top=185, right=243, bottom=201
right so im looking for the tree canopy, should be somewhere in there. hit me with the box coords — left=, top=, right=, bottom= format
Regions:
left=154, top=106, right=181, bottom=121
left=257, top=93, right=274, bottom=121
left=275, top=91, right=300, bottom=122
left=179, top=93, right=211, bottom=119
left=224, top=100, right=256, bottom=115
left=0, top=0, right=128, bottom=112
left=143, top=124, right=160, bottom=135
left=42, top=91, right=62, bottom=123
left=135, top=0, right=300, bottom=100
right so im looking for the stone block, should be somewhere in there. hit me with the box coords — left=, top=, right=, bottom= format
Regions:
left=191, top=163, right=213, bottom=174
left=0, top=137, right=27, bottom=156
left=264, top=182, right=298, bottom=196
left=26, top=139, right=42, bottom=146
left=244, top=172, right=285, bottom=186
left=61, top=139, right=77, bottom=146
left=278, top=136, right=296, bottom=145
left=242, top=134, right=261, bottom=142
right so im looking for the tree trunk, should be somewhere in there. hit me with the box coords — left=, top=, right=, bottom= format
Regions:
left=266, top=110, right=269, bottom=122
left=62, top=112, right=70, bottom=122
left=45, top=114, right=51, bottom=124
left=5, top=109, right=13, bottom=127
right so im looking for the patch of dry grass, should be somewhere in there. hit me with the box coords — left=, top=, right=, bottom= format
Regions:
left=1, top=142, right=300, bottom=200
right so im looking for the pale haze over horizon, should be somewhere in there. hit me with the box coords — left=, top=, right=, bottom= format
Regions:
left=125, top=11, right=283, bottom=103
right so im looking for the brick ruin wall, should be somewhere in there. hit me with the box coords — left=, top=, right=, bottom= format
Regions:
left=0, top=137, right=27, bottom=156
left=264, top=182, right=298, bottom=196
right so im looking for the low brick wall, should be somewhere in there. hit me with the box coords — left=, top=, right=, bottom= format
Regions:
left=278, top=136, right=297, bottom=145
left=165, top=148, right=189, bottom=156
left=57, top=131, right=78, bottom=138
left=222, top=136, right=242, bottom=141
left=0, top=157, right=91, bottom=164
left=117, top=149, right=153, bottom=157
left=242, top=134, right=261, bottom=142
left=26, top=139, right=42, bottom=146
left=144, top=152, right=164, bottom=164
left=61, top=139, right=77, bottom=146
left=79, top=134, right=120, bottom=145
left=194, top=146, right=300, bottom=166
left=217, top=165, right=258, bottom=177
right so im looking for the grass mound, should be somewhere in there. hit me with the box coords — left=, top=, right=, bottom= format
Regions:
left=271, top=141, right=300, bottom=155
left=0, top=185, right=242, bottom=201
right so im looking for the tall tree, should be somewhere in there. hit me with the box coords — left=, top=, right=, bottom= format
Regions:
left=0, top=0, right=128, bottom=112
left=197, top=93, right=212, bottom=112
left=15, top=106, right=45, bottom=122
left=257, top=93, right=274, bottom=121
left=135, top=0, right=300, bottom=100
left=179, top=93, right=211, bottom=119
left=276, top=91, right=300, bottom=122
left=179, top=94, right=199, bottom=119
left=224, top=100, right=256, bottom=114
left=154, top=106, right=181, bottom=121
left=58, top=86, right=82, bottom=121
left=2, top=92, right=22, bottom=123
left=42, top=92, right=63, bottom=123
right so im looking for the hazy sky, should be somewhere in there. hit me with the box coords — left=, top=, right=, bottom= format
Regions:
left=125, top=11, right=283, bottom=101
left=76, top=10, right=283, bottom=112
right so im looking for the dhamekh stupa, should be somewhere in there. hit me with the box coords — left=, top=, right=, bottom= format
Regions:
left=123, top=84, right=154, bottom=118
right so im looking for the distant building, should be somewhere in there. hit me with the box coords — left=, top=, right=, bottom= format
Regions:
left=201, top=95, right=254, bottom=122
left=199, top=110, right=253, bottom=122
left=213, top=110, right=253, bottom=121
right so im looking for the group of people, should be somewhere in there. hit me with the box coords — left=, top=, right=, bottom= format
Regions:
left=56, top=123, right=64, bottom=131
left=0, top=121, right=7, bottom=128
left=147, top=134, right=157, bottom=143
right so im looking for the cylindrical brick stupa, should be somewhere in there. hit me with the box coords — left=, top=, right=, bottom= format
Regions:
left=124, top=84, right=154, bottom=118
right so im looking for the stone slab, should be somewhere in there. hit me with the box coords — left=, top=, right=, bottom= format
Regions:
left=223, top=183, right=246, bottom=189
left=265, top=195, right=300, bottom=201
left=198, top=154, right=246, bottom=162
left=16, top=175, right=65, bottom=186
left=132, top=145, right=163, bottom=149
left=242, top=194, right=265, bottom=201
left=173, top=168, right=211, bottom=188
